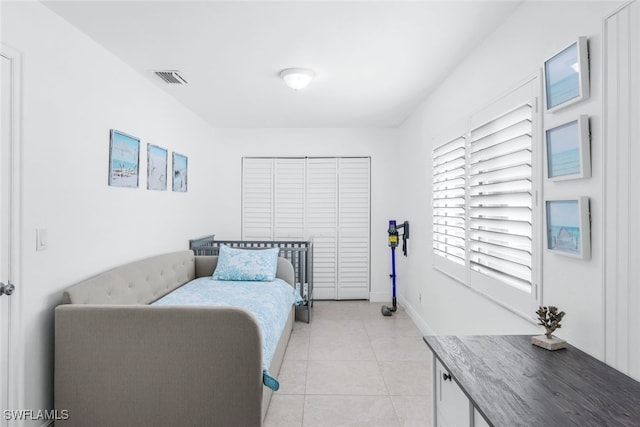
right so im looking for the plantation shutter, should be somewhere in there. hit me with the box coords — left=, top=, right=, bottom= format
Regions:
left=306, top=158, right=338, bottom=300
left=337, top=158, right=370, bottom=299
left=242, top=156, right=371, bottom=300
left=468, top=103, right=533, bottom=293
left=242, top=158, right=274, bottom=240
left=432, top=136, right=467, bottom=266
left=274, top=158, right=306, bottom=240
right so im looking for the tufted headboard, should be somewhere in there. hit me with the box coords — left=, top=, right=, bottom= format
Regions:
left=62, top=250, right=297, bottom=306
left=62, top=250, right=196, bottom=305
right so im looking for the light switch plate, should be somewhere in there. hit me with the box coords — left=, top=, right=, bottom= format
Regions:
left=36, top=228, right=48, bottom=251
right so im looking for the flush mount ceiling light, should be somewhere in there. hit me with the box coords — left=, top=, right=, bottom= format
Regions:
left=280, top=68, right=315, bottom=91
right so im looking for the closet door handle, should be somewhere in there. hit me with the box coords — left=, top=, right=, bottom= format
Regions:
left=0, top=281, right=15, bottom=296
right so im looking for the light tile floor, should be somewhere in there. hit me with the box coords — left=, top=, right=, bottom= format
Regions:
left=264, top=301, right=433, bottom=427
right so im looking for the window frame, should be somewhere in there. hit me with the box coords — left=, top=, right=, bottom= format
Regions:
left=432, top=74, right=543, bottom=319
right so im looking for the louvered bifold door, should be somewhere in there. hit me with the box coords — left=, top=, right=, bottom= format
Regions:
left=432, top=136, right=467, bottom=271
left=307, top=158, right=338, bottom=300
left=337, top=157, right=370, bottom=300
left=468, top=103, right=533, bottom=294
left=274, top=158, right=306, bottom=240
left=242, top=158, right=274, bottom=240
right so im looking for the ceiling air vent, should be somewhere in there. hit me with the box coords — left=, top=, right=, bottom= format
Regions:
left=154, top=70, right=187, bottom=85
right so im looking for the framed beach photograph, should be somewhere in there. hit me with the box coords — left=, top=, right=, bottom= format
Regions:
left=544, top=37, right=589, bottom=112
left=108, top=129, right=140, bottom=188
left=545, top=115, right=591, bottom=181
left=546, top=197, right=591, bottom=259
left=147, top=144, right=168, bottom=191
left=172, top=152, right=188, bottom=192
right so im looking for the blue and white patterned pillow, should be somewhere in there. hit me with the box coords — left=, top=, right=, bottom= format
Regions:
left=213, top=245, right=280, bottom=281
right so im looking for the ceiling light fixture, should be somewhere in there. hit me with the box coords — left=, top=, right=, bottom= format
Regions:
left=280, top=68, right=315, bottom=91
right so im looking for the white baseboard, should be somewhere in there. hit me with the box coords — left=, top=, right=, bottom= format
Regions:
left=398, top=294, right=436, bottom=336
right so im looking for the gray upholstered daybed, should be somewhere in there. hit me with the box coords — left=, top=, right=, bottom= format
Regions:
left=54, top=250, right=295, bottom=427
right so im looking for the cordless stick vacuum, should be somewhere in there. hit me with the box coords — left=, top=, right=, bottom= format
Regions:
left=382, top=220, right=409, bottom=317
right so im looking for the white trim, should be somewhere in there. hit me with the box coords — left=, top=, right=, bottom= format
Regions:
left=433, top=72, right=542, bottom=320
left=432, top=264, right=466, bottom=286
left=1, top=42, right=24, bottom=425
left=398, top=294, right=435, bottom=336
left=603, top=0, right=635, bottom=20
left=435, top=264, right=538, bottom=325
left=601, top=0, right=613, bottom=370
left=601, top=1, right=640, bottom=377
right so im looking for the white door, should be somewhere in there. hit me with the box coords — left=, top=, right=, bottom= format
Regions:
left=242, top=157, right=371, bottom=300
left=337, top=158, right=370, bottom=299
left=307, top=158, right=338, bottom=299
left=242, top=158, right=274, bottom=240
left=274, top=158, right=305, bottom=240
left=1, top=52, right=16, bottom=427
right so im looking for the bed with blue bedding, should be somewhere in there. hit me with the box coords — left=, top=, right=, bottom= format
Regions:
left=152, top=248, right=302, bottom=391
left=55, top=248, right=302, bottom=427
left=152, top=244, right=302, bottom=390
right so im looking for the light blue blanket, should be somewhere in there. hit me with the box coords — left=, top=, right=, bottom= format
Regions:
left=152, top=277, right=302, bottom=390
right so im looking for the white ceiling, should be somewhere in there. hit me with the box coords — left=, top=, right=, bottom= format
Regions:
left=43, top=1, right=522, bottom=128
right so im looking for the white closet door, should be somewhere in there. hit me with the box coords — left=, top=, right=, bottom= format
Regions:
left=242, top=156, right=371, bottom=300
left=274, top=158, right=305, bottom=240
left=604, top=2, right=640, bottom=380
left=337, top=158, right=370, bottom=299
left=242, top=158, right=274, bottom=240
left=307, top=158, right=338, bottom=300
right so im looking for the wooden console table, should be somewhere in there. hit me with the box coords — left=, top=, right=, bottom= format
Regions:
left=424, top=335, right=640, bottom=427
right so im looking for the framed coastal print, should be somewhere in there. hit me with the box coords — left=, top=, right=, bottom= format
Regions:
left=546, top=197, right=591, bottom=259
left=545, top=115, right=590, bottom=181
left=544, top=37, right=589, bottom=112
left=147, top=144, right=168, bottom=191
left=172, top=152, right=188, bottom=192
left=108, top=129, right=140, bottom=188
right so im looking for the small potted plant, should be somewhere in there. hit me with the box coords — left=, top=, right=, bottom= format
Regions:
left=532, top=305, right=567, bottom=350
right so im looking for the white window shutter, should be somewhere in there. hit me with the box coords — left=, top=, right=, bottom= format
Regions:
left=242, top=158, right=274, bottom=240
left=337, top=157, right=370, bottom=300
left=274, top=158, right=306, bottom=240
left=468, top=103, right=533, bottom=293
left=433, top=136, right=467, bottom=266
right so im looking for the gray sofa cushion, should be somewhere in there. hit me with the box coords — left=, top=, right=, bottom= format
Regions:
left=63, top=250, right=196, bottom=305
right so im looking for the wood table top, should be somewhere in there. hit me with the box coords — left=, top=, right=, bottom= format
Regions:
left=424, top=335, right=640, bottom=427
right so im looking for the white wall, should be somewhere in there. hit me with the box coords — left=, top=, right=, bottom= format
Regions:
left=2, top=2, right=220, bottom=423
left=2, top=0, right=631, bottom=421
left=398, top=1, right=622, bottom=359
left=209, top=127, right=399, bottom=301
left=2, top=4, right=400, bottom=420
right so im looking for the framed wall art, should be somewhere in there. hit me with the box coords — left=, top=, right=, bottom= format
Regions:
left=147, top=144, right=167, bottom=191
left=545, top=197, right=591, bottom=259
left=172, top=152, right=188, bottom=192
left=545, top=115, right=591, bottom=181
left=108, top=129, right=140, bottom=188
left=544, top=36, right=589, bottom=112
